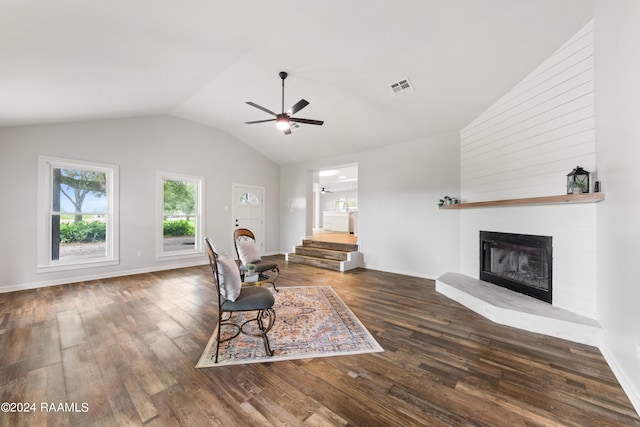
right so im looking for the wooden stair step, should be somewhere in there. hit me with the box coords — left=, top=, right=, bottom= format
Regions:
left=287, top=254, right=343, bottom=271
left=301, top=239, right=358, bottom=252
left=294, top=246, right=349, bottom=261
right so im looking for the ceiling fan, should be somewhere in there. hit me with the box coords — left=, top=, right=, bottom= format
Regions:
left=245, top=71, right=324, bottom=135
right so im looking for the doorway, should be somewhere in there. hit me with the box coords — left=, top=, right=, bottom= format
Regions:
left=311, top=163, right=358, bottom=244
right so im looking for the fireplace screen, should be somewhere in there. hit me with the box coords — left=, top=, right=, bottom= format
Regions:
left=480, top=231, right=552, bottom=303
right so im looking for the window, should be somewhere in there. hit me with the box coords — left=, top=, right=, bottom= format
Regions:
left=37, top=156, right=119, bottom=272
left=335, top=198, right=358, bottom=212
left=240, top=192, right=259, bottom=204
left=157, top=172, right=204, bottom=259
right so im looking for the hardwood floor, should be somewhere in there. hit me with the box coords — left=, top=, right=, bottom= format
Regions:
left=311, top=228, right=357, bottom=245
left=1, top=257, right=638, bottom=426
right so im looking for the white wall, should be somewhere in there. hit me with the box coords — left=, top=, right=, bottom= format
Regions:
left=459, top=21, right=598, bottom=318
left=594, top=0, right=640, bottom=414
left=280, top=132, right=460, bottom=279
left=0, top=115, right=280, bottom=292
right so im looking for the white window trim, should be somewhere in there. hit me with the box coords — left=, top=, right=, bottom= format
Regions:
left=156, top=171, right=205, bottom=261
left=37, top=155, right=120, bottom=273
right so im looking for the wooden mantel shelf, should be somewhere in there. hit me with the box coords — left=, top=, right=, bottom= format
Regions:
left=440, top=193, right=605, bottom=209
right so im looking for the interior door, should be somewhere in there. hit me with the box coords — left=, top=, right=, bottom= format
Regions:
left=232, top=184, right=266, bottom=255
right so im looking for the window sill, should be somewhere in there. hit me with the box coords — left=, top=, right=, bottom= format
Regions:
left=38, top=259, right=119, bottom=274
left=156, top=251, right=204, bottom=262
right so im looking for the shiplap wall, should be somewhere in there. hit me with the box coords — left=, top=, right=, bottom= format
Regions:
left=458, top=21, right=597, bottom=319
left=461, top=21, right=595, bottom=200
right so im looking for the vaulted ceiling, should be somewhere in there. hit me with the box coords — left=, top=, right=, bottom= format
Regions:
left=0, top=0, right=594, bottom=165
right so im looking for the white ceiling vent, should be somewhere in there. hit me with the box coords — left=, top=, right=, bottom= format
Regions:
left=390, top=78, right=413, bottom=95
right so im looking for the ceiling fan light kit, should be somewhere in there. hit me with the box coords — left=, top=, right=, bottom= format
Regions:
left=245, top=71, right=324, bottom=135
left=275, top=115, right=290, bottom=130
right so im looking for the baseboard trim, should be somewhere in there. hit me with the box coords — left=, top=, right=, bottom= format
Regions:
left=0, top=259, right=209, bottom=294
left=600, top=345, right=640, bottom=417
left=360, top=263, right=439, bottom=281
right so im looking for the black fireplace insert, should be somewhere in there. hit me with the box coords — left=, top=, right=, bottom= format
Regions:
left=480, top=231, right=552, bottom=303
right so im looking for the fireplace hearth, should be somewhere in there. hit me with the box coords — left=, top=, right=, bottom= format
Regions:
left=480, top=231, right=552, bottom=303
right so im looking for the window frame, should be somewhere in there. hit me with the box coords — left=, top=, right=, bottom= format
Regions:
left=156, top=171, right=205, bottom=261
left=37, top=155, right=120, bottom=272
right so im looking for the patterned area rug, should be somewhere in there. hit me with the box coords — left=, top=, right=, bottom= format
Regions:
left=196, top=286, right=383, bottom=367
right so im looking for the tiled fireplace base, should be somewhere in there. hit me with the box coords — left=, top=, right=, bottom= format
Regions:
left=436, top=272, right=602, bottom=347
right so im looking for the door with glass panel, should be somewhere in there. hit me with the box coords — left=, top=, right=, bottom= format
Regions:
left=232, top=184, right=265, bottom=255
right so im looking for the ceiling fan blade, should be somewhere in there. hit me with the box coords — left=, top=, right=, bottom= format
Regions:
left=245, top=119, right=276, bottom=124
left=284, top=128, right=292, bottom=135
left=290, top=117, right=324, bottom=126
left=286, top=99, right=309, bottom=115
left=246, top=101, right=277, bottom=116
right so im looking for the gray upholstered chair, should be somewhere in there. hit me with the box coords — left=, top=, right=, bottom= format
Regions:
left=233, top=228, right=279, bottom=291
left=204, top=237, right=275, bottom=363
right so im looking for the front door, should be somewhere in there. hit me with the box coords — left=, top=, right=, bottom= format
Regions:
left=232, top=184, right=266, bottom=255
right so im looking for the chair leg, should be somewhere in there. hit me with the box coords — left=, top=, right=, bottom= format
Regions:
left=214, top=313, right=242, bottom=363
left=268, top=267, right=280, bottom=292
left=215, top=309, right=275, bottom=361
left=256, top=308, right=275, bottom=356
left=214, top=318, right=223, bottom=363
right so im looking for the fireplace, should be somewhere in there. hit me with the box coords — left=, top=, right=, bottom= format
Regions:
left=480, top=231, right=552, bottom=303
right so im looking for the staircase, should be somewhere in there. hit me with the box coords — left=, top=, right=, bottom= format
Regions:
left=286, top=239, right=362, bottom=272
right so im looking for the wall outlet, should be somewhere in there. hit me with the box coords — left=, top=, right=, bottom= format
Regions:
left=436, top=255, right=442, bottom=264
left=136, top=250, right=142, bottom=257
left=636, top=343, right=640, bottom=360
